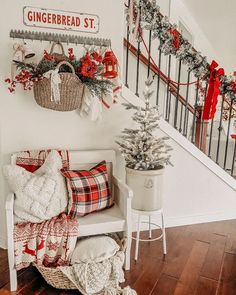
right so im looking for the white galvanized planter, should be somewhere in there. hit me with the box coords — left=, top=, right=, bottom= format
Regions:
left=126, top=167, right=164, bottom=211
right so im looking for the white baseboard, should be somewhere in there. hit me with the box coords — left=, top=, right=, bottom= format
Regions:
left=0, top=236, right=7, bottom=249
left=165, top=211, right=236, bottom=228
left=132, top=211, right=236, bottom=231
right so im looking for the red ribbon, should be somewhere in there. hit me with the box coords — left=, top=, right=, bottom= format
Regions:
left=102, top=99, right=110, bottom=109
left=169, top=28, right=181, bottom=50
left=202, top=60, right=224, bottom=120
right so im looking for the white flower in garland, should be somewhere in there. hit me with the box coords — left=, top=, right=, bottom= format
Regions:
left=220, top=75, right=236, bottom=103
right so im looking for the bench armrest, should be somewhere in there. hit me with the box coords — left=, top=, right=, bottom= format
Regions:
left=6, top=193, right=14, bottom=211
left=112, top=175, right=133, bottom=199
left=112, top=176, right=133, bottom=233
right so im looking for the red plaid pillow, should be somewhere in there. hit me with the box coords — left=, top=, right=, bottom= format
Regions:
left=61, top=161, right=113, bottom=218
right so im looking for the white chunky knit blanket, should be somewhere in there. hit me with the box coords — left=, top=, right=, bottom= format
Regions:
left=59, top=251, right=137, bottom=295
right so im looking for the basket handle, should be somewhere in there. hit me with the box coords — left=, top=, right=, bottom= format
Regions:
left=119, top=238, right=128, bottom=252
left=56, top=61, right=75, bottom=74
left=50, top=42, right=65, bottom=55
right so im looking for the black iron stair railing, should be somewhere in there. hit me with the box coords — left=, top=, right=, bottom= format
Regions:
left=123, top=29, right=236, bottom=178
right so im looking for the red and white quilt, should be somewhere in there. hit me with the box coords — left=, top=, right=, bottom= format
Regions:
left=15, top=149, right=70, bottom=172
left=14, top=213, right=79, bottom=271
left=13, top=149, right=78, bottom=270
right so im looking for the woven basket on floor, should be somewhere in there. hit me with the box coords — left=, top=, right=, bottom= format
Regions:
left=34, top=264, right=77, bottom=290
left=33, top=61, right=84, bottom=112
left=34, top=236, right=127, bottom=290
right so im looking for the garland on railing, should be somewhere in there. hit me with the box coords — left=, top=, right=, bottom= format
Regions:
left=126, top=0, right=236, bottom=106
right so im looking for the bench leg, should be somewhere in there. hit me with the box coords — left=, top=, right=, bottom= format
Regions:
left=6, top=194, right=18, bottom=291
left=9, top=268, right=17, bottom=291
left=124, top=230, right=131, bottom=270
left=8, top=236, right=18, bottom=291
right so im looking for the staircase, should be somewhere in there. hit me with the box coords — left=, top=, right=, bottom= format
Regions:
left=122, top=1, right=236, bottom=181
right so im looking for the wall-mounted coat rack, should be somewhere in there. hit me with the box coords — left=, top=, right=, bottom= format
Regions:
left=9, top=29, right=111, bottom=47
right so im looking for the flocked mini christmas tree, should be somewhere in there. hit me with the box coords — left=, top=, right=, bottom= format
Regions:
left=116, top=78, right=172, bottom=170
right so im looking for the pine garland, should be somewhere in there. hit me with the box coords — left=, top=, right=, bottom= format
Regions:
left=116, top=78, right=172, bottom=170
left=127, top=0, right=236, bottom=104
left=15, top=61, right=38, bottom=76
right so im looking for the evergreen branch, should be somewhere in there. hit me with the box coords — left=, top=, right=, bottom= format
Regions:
left=82, top=78, right=113, bottom=98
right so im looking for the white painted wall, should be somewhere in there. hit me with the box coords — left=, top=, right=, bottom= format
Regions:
left=169, top=0, right=220, bottom=63
left=180, top=0, right=236, bottom=74
left=163, top=132, right=236, bottom=227
left=0, top=0, right=126, bottom=248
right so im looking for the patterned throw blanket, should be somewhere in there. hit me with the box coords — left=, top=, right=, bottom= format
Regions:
left=59, top=251, right=137, bottom=295
left=13, top=149, right=78, bottom=271
left=14, top=213, right=79, bottom=271
left=15, top=149, right=70, bottom=172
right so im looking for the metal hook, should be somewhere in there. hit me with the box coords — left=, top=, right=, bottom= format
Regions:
left=9, top=29, right=111, bottom=48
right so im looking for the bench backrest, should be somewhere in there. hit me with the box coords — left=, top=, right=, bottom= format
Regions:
left=11, top=149, right=116, bottom=191
left=68, top=150, right=116, bottom=191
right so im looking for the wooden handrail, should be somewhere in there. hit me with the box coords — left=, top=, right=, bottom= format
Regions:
left=124, top=38, right=198, bottom=116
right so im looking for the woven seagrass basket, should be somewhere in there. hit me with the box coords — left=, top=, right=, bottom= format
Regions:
left=33, top=61, right=84, bottom=112
left=34, top=263, right=77, bottom=290
left=37, top=42, right=70, bottom=67
left=48, top=42, right=70, bottom=62
left=34, top=236, right=127, bottom=290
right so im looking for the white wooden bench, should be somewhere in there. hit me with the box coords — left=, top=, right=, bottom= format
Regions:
left=6, top=149, right=133, bottom=291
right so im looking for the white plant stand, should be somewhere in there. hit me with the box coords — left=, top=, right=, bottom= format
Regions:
left=132, top=208, right=167, bottom=261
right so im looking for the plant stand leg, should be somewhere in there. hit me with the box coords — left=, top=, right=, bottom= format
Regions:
left=149, top=215, right=152, bottom=239
left=135, top=214, right=141, bottom=261
left=161, top=211, right=167, bottom=255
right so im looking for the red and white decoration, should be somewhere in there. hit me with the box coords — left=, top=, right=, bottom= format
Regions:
left=14, top=213, right=79, bottom=271
left=62, top=161, right=113, bottom=218
left=202, top=60, right=224, bottom=121
left=23, top=6, right=100, bottom=33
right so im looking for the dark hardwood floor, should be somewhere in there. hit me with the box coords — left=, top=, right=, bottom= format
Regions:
left=1, top=219, right=236, bottom=294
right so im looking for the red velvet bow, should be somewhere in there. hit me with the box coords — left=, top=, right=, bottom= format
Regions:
left=202, top=60, right=224, bottom=120
left=169, top=28, right=181, bottom=50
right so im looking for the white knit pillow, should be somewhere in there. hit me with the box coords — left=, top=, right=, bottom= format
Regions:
left=71, top=236, right=120, bottom=264
left=3, top=150, right=68, bottom=223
